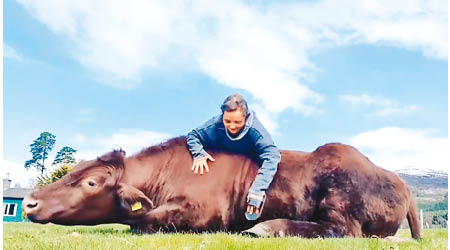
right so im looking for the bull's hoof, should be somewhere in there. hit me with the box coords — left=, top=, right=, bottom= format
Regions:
left=241, top=224, right=271, bottom=237
left=240, top=231, right=259, bottom=237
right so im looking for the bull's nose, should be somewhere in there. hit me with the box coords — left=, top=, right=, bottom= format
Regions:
left=23, top=195, right=39, bottom=215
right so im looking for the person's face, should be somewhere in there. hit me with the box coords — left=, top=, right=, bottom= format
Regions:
left=222, top=108, right=246, bottom=136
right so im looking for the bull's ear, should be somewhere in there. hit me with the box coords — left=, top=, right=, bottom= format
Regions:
left=116, top=183, right=154, bottom=216
left=98, top=149, right=126, bottom=168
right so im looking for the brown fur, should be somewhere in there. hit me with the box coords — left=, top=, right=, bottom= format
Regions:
left=23, top=137, right=421, bottom=239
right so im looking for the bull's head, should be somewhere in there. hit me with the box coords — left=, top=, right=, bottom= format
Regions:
left=23, top=150, right=154, bottom=225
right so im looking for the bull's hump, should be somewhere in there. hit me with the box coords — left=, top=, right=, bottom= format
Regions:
left=313, top=143, right=360, bottom=156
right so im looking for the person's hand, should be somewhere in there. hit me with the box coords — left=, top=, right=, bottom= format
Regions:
left=246, top=193, right=265, bottom=217
left=246, top=204, right=260, bottom=216
left=191, top=154, right=215, bottom=175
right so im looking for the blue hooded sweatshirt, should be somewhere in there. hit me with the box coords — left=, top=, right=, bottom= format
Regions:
left=186, top=110, right=281, bottom=196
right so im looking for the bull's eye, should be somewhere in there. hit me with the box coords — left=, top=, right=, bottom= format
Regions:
left=88, top=181, right=96, bottom=187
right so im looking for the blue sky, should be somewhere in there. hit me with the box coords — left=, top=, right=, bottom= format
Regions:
left=3, top=0, right=448, bottom=187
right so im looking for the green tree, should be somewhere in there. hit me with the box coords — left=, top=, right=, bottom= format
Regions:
left=24, top=132, right=56, bottom=174
left=52, top=146, right=77, bottom=166
left=36, top=146, right=77, bottom=187
left=36, top=164, right=73, bottom=187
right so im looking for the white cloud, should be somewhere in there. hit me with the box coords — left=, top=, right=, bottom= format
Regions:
left=282, top=0, right=447, bottom=60
left=74, top=133, right=87, bottom=144
left=347, top=127, right=448, bottom=172
left=373, top=105, right=419, bottom=117
left=339, top=94, right=419, bottom=117
left=75, top=150, right=101, bottom=162
left=4, top=44, right=24, bottom=61
left=195, top=3, right=324, bottom=113
left=339, top=94, right=379, bottom=105
left=98, top=129, right=172, bottom=156
left=74, top=129, right=172, bottom=161
left=2, top=160, right=40, bottom=188
left=16, top=0, right=447, bottom=117
left=250, top=103, right=279, bottom=136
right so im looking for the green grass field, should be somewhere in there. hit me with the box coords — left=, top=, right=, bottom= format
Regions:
left=3, top=223, right=448, bottom=250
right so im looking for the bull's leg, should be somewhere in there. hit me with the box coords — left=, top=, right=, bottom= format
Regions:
left=241, top=219, right=343, bottom=238
left=132, top=203, right=185, bottom=233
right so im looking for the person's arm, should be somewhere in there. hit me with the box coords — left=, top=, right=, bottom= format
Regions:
left=245, top=128, right=281, bottom=218
left=248, top=132, right=281, bottom=195
left=186, top=129, right=209, bottom=160
left=186, top=117, right=219, bottom=175
left=186, top=129, right=215, bottom=175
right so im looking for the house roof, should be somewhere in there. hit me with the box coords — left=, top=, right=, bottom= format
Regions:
left=3, top=188, right=32, bottom=199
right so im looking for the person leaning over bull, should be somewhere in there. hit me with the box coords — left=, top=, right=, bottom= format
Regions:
left=186, top=93, right=281, bottom=220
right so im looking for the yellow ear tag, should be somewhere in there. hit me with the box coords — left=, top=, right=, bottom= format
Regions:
left=131, top=201, right=142, bottom=211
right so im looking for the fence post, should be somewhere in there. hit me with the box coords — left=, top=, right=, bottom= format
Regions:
left=420, top=209, right=423, bottom=229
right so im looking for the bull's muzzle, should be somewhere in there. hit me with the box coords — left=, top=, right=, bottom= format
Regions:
left=23, top=194, right=40, bottom=217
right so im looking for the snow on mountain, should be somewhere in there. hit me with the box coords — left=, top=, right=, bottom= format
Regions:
left=395, top=167, right=448, bottom=178
left=395, top=167, right=448, bottom=190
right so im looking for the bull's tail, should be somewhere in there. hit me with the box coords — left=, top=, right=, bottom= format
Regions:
left=406, top=196, right=421, bottom=240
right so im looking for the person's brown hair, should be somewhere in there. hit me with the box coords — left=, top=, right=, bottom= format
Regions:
left=220, top=94, right=248, bottom=115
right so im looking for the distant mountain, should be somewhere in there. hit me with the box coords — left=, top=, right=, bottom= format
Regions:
left=395, top=167, right=447, bottom=177
left=394, top=167, right=447, bottom=215
left=395, top=168, right=448, bottom=189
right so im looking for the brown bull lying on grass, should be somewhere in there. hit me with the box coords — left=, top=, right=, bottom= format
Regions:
left=23, top=137, right=421, bottom=239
